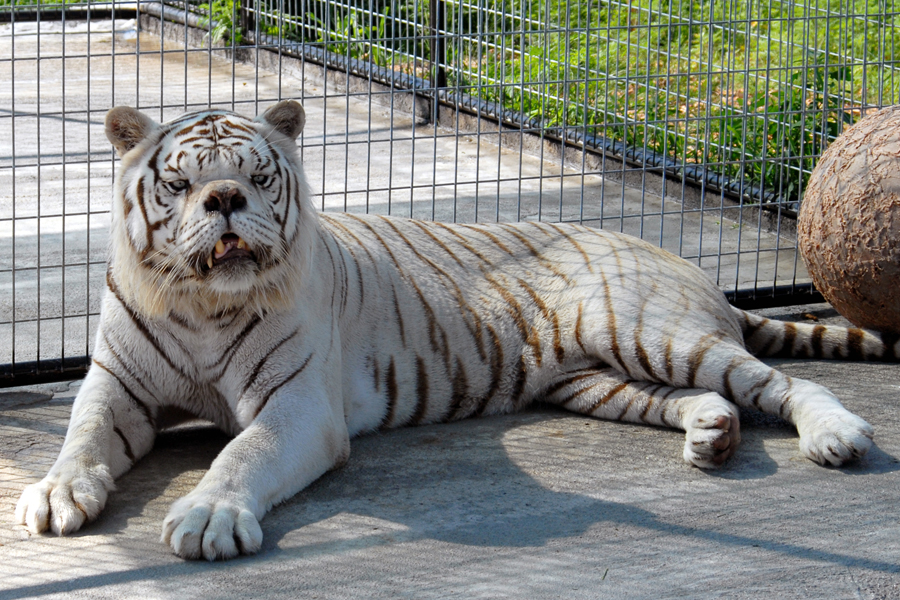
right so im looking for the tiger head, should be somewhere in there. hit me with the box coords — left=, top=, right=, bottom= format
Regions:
left=104, top=100, right=316, bottom=318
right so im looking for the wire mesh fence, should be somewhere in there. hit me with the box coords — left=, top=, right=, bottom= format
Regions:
left=1, top=0, right=898, bottom=386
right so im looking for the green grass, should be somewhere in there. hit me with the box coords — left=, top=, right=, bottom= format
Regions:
left=260, top=0, right=898, bottom=204
left=0, top=0, right=90, bottom=7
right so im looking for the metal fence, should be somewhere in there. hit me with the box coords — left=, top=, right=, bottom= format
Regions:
left=1, top=0, right=898, bottom=386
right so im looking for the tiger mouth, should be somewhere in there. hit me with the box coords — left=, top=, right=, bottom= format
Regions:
left=205, top=233, right=255, bottom=270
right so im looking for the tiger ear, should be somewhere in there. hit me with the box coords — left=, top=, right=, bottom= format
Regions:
left=106, top=107, right=157, bottom=157
left=259, top=100, right=306, bottom=140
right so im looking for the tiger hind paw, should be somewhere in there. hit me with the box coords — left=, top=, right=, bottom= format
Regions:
left=798, top=409, right=873, bottom=466
left=682, top=396, right=741, bottom=469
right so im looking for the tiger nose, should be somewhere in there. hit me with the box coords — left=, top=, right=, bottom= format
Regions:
left=204, top=186, right=247, bottom=217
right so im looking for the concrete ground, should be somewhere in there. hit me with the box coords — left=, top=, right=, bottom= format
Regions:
left=1, top=304, right=899, bottom=600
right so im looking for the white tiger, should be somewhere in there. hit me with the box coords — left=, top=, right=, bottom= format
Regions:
left=15, top=100, right=893, bottom=561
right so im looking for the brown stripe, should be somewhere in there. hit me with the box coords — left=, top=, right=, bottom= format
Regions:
left=372, top=356, right=381, bottom=393
left=747, top=371, right=776, bottom=409
left=722, top=359, right=737, bottom=401
left=686, top=333, right=721, bottom=388
left=544, top=222, right=594, bottom=273
left=378, top=217, right=483, bottom=361
left=846, top=329, right=865, bottom=361
left=598, top=267, right=627, bottom=375
left=740, top=313, right=768, bottom=341
left=519, top=279, right=564, bottom=363
left=462, top=224, right=517, bottom=257
left=664, top=338, right=675, bottom=382
left=408, top=220, right=468, bottom=270
left=618, top=383, right=660, bottom=420
left=574, top=302, right=587, bottom=353
left=430, top=221, right=493, bottom=266
left=487, top=275, right=541, bottom=367
left=253, top=352, right=314, bottom=418
left=640, top=385, right=671, bottom=422
left=320, top=215, right=380, bottom=269
left=585, top=381, right=630, bottom=413
left=775, top=322, right=798, bottom=358
left=634, top=316, right=656, bottom=380
left=810, top=324, right=826, bottom=358
left=498, top=223, right=573, bottom=285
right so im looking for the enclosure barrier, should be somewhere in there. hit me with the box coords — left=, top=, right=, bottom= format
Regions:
left=1, top=0, right=896, bottom=386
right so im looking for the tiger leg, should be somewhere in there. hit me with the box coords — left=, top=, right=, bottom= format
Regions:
left=690, top=343, right=873, bottom=466
left=543, top=368, right=740, bottom=468
left=15, top=364, right=157, bottom=535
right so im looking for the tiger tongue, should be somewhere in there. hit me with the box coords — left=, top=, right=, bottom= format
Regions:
left=214, top=234, right=245, bottom=259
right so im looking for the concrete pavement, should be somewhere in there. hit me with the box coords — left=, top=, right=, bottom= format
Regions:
left=1, top=304, right=899, bottom=599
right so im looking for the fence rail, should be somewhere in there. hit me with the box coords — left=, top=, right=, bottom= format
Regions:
left=0, top=0, right=896, bottom=387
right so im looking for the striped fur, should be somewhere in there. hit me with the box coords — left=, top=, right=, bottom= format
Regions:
left=16, top=101, right=891, bottom=561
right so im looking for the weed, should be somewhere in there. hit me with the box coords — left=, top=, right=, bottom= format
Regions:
left=198, top=0, right=242, bottom=45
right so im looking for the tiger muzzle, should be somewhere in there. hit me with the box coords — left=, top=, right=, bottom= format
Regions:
left=203, top=182, right=247, bottom=217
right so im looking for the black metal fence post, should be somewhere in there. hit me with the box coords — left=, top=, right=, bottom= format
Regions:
left=429, top=0, right=446, bottom=123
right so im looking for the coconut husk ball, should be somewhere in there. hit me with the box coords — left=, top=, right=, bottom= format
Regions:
left=798, top=105, right=900, bottom=334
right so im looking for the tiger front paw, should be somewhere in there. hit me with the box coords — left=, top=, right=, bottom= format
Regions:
left=15, top=465, right=114, bottom=536
left=162, top=495, right=263, bottom=561
left=682, top=395, right=741, bottom=469
left=798, top=408, right=873, bottom=466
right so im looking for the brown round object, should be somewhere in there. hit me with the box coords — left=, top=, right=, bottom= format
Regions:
left=798, top=105, right=900, bottom=333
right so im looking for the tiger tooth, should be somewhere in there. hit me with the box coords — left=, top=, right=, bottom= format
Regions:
left=207, top=255, right=214, bottom=269
left=237, top=238, right=247, bottom=250
left=215, top=239, right=226, bottom=254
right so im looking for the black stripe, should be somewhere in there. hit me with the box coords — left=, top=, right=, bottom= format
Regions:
left=476, top=325, right=504, bottom=416
left=114, top=426, right=135, bottom=463
left=574, top=302, right=587, bottom=353
left=879, top=331, right=900, bottom=361
left=409, top=356, right=430, bottom=426
left=447, top=356, right=468, bottom=421
left=211, top=314, right=263, bottom=380
left=598, top=265, right=628, bottom=375
left=93, top=359, right=156, bottom=429
left=381, top=357, right=399, bottom=428
left=106, top=271, right=190, bottom=381
left=242, top=326, right=302, bottom=397
left=253, top=352, right=314, bottom=418
left=543, top=371, right=598, bottom=400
